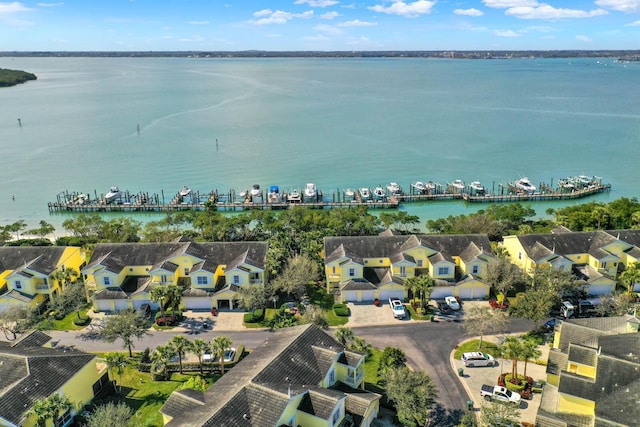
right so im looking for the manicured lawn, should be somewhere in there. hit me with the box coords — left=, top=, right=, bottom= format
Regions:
left=364, top=347, right=383, bottom=386
left=40, top=308, right=91, bottom=331
left=91, top=355, right=219, bottom=427
left=453, top=339, right=500, bottom=360
left=325, top=308, right=349, bottom=326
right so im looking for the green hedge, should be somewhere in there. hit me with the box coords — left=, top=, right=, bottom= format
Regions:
left=243, top=309, right=264, bottom=323
left=72, top=316, right=91, bottom=326
left=504, top=374, right=527, bottom=392
left=333, top=304, right=349, bottom=317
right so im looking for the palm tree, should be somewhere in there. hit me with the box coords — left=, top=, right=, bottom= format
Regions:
left=150, top=345, right=175, bottom=380
left=51, top=266, right=79, bottom=292
left=47, top=393, right=72, bottom=425
left=520, top=338, right=542, bottom=378
left=169, top=335, right=192, bottom=374
left=150, top=285, right=169, bottom=319
left=166, top=284, right=183, bottom=313
left=192, top=338, right=208, bottom=374
left=105, top=352, right=129, bottom=394
left=25, top=398, right=51, bottom=427
left=502, top=336, right=524, bottom=380
left=211, top=335, right=233, bottom=375
left=620, top=262, right=640, bottom=295
left=404, top=275, right=435, bottom=312
left=334, top=326, right=355, bottom=347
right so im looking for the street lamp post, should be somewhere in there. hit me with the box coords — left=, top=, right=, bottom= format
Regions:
left=273, top=297, right=277, bottom=309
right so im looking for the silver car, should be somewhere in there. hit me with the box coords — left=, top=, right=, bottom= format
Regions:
left=461, top=352, right=495, bottom=367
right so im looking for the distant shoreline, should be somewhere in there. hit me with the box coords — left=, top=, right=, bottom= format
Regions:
left=0, top=68, right=37, bottom=87
left=1, top=50, right=640, bottom=60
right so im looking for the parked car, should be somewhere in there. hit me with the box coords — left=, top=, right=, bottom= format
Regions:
left=445, top=295, right=461, bottom=310
left=436, top=300, right=450, bottom=314
left=389, top=298, right=406, bottom=319
left=480, top=385, right=521, bottom=405
left=155, top=315, right=179, bottom=326
left=137, top=303, right=151, bottom=319
left=462, top=352, right=495, bottom=367
left=203, top=348, right=236, bottom=362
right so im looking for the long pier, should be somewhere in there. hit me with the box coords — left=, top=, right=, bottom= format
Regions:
left=47, top=181, right=611, bottom=214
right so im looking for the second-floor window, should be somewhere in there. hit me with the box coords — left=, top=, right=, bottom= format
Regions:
left=399, top=266, right=406, bottom=277
left=233, top=275, right=241, bottom=284
left=332, top=407, right=342, bottom=426
left=250, top=272, right=260, bottom=282
left=328, top=368, right=335, bottom=385
left=103, top=277, right=111, bottom=286
left=184, top=268, right=189, bottom=276
left=438, top=267, right=449, bottom=276
left=417, top=259, right=423, bottom=267
left=160, top=275, right=168, bottom=284
left=332, top=266, right=336, bottom=274
left=472, top=265, right=479, bottom=274
left=348, top=268, right=355, bottom=277
left=196, top=276, right=208, bottom=285
left=14, top=280, right=22, bottom=289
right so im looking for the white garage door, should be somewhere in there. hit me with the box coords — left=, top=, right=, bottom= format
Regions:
left=184, top=297, right=212, bottom=311
left=588, top=284, right=613, bottom=295
left=114, top=299, right=130, bottom=312
left=359, top=291, right=375, bottom=302
left=95, top=300, right=112, bottom=312
left=430, top=287, right=454, bottom=299
left=342, top=291, right=358, bottom=302
left=379, top=289, right=405, bottom=301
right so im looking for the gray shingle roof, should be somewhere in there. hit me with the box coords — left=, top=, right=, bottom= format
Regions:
left=163, top=324, right=374, bottom=427
left=0, top=247, right=67, bottom=276
left=567, top=343, right=598, bottom=367
left=10, top=330, right=52, bottom=348
left=0, top=341, right=96, bottom=426
left=515, top=231, right=619, bottom=261
left=0, top=289, right=34, bottom=303
left=298, top=388, right=343, bottom=418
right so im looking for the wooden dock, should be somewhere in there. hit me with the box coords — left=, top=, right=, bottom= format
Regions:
left=47, top=182, right=611, bottom=214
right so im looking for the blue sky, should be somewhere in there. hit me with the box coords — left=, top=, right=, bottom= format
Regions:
left=1, top=1, right=640, bottom=51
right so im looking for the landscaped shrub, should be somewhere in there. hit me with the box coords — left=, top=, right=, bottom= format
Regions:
left=72, top=316, right=91, bottom=327
left=244, top=309, right=264, bottom=323
left=333, top=303, right=349, bottom=317
left=499, top=373, right=533, bottom=393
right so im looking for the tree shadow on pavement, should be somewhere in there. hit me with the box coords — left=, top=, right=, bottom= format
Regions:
left=429, top=403, right=465, bottom=427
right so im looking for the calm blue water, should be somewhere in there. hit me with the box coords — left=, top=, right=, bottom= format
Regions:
left=1, top=57, right=639, bottom=231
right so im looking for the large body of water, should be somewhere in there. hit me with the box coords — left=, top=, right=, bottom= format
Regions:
left=1, top=57, right=639, bottom=232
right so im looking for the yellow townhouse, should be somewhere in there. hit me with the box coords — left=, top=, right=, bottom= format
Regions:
left=160, top=324, right=381, bottom=427
left=324, top=234, right=495, bottom=302
left=0, top=246, right=85, bottom=314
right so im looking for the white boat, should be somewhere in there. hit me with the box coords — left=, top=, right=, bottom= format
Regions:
left=104, top=186, right=120, bottom=203
left=386, top=182, right=402, bottom=196
left=412, top=181, right=427, bottom=194
left=250, top=184, right=262, bottom=202
left=304, top=183, right=317, bottom=201
left=578, top=175, right=592, bottom=185
left=179, top=186, right=192, bottom=197
left=287, top=190, right=302, bottom=203
left=449, top=179, right=465, bottom=192
left=373, top=187, right=386, bottom=200
left=469, top=181, right=485, bottom=194
left=514, top=177, right=536, bottom=194
left=425, top=181, right=437, bottom=192
left=359, top=187, right=371, bottom=200
left=343, top=188, right=356, bottom=202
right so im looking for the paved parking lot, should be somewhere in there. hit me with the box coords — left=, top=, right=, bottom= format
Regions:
left=451, top=335, right=550, bottom=425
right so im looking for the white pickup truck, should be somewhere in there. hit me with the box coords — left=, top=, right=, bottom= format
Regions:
left=389, top=298, right=406, bottom=319
left=480, top=385, right=521, bottom=405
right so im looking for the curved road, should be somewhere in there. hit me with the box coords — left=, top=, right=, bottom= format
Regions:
left=47, top=318, right=534, bottom=426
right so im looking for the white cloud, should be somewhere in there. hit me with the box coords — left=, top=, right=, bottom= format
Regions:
left=576, top=34, right=592, bottom=42
left=250, top=9, right=313, bottom=25
left=314, top=24, right=343, bottom=35
left=187, top=21, right=209, bottom=25
left=0, top=2, right=31, bottom=13
left=295, top=0, right=339, bottom=7
left=320, top=11, right=340, bottom=19
left=483, top=0, right=537, bottom=7
left=494, top=29, right=520, bottom=36
left=37, top=2, right=63, bottom=7
left=454, top=8, right=484, bottom=16
left=368, top=1, right=436, bottom=17
left=339, top=19, right=377, bottom=26
left=626, top=19, right=640, bottom=25
left=505, top=5, right=608, bottom=19
left=595, top=0, right=640, bottom=13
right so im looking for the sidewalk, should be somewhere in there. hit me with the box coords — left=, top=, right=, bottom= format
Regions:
left=451, top=334, right=549, bottom=426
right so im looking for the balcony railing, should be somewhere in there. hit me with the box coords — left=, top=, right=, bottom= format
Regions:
left=35, top=284, right=50, bottom=291
left=340, top=370, right=364, bottom=387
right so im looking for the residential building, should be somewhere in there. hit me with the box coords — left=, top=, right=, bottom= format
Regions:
left=537, top=314, right=640, bottom=427
left=0, top=246, right=85, bottom=313
left=160, top=324, right=380, bottom=427
left=324, top=234, right=495, bottom=302
left=0, top=330, right=109, bottom=427
left=82, top=240, right=267, bottom=312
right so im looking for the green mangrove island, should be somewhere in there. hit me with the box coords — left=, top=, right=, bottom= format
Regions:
left=0, top=68, right=37, bottom=87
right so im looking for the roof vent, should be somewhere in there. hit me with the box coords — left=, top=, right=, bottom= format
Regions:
left=242, top=413, right=251, bottom=421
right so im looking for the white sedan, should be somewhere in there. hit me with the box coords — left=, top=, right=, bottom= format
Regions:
left=445, top=296, right=460, bottom=310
